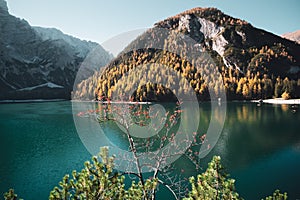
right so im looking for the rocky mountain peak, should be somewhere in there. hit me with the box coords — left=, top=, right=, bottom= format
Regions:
left=152, top=7, right=253, bottom=62
left=0, top=0, right=8, bottom=13
left=155, top=7, right=248, bottom=29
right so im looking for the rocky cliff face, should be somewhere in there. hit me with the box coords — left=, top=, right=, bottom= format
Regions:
left=0, top=0, right=112, bottom=100
left=153, top=8, right=300, bottom=78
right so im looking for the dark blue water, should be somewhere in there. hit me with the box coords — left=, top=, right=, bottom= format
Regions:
left=0, top=101, right=299, bottom=199
left=202, top=102, right=300, bottom=199
left=0, top=101, right=90, bottom=198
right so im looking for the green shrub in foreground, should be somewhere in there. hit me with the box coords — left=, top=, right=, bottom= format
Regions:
left=2, top=148, right=288, bottom=200
left=183, top=156, right=241, bottom=200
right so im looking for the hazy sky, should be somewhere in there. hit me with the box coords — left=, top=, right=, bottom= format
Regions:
left=6, top=0, right=300, bottom=45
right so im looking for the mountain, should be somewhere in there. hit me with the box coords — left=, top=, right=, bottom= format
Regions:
left=33, top=27, right=103, bottom=58
left=282, top=30, right=300, bottom=44
left=73, top=7, right=300, bottom=101
left=0, top=0, right=112, bottom=100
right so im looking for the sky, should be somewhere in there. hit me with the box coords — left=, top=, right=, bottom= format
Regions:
left=6, top=0, right=300, bottom=46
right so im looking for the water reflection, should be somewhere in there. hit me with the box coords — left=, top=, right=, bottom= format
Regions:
left=204, top=103, right=300, bottom=169
left=195, top=102, right=300, bottom=199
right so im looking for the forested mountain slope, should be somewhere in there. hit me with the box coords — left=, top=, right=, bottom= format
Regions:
left=73, top=8, right=300, bottom=101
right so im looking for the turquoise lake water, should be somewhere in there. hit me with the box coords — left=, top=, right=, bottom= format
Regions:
left=0, top=101, right=299, bottom=199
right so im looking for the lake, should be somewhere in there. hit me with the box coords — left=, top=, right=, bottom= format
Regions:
left=0, top=101, right=299, bottom=199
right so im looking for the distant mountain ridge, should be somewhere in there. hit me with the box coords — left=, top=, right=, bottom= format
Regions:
left=73, top=7, right=300, bottom=101
left=282, top=30, right=300, bottom=44
left=33, top=27, right=109, bottom=58
left=0, top=0, right=112, bottom=100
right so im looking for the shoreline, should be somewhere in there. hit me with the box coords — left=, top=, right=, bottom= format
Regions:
left=251, top=98, right=300, bottom=105
left=1, top=98, right=299, bottom=105
left=0, top=99, right=67, bottom=104
left=71, top=100, right=152, bottom=104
